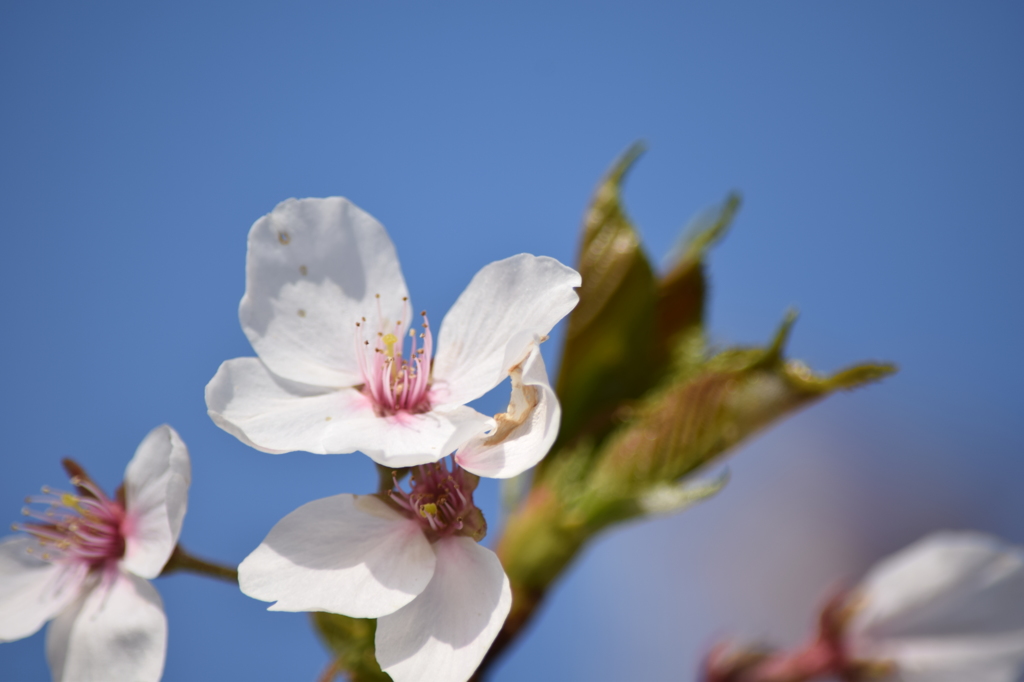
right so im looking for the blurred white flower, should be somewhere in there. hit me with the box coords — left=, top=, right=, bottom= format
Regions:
left=0, top=425, right=191, bottom=682
left=206, top=196, right=580, bottom=473
left=239, top=459, right=510, bottom=682
left=847, top=531, right=1024, bottom=682
left=703, top=531, right=1024, bottom=682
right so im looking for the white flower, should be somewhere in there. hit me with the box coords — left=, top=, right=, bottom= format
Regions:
left=205, top=196, right=580, bottom=473
left=238, top=459, right=511, bottom=682
left=847, top=531, right=1024, bottom=682
left=0, top=425, right=191, bottom=682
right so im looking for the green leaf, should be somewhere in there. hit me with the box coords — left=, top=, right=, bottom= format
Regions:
left=655, top=193, right=740, bottom=366
left=553, top=143, right=661, bottom=451
left=635, top=470, right=730, bottom=516
left=552, top=149, right=743, bottom=458
left=311, top=612, right=390, bottom=682
left=583, top=314, right=896, bottom=523
left=483, top=150, right=899, bottom=680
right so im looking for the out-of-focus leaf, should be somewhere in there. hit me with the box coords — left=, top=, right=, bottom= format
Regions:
left=481, top=148, right=899, bottom=681
left=553, top=149, right=742, bottom=456
left=655, top=194, right=740, bottom=364
left=553, top=143, right=660, bottom=451
left=497, top=320, right=894, bottom=589
left=635, top=470, right=729, bottom=516
left=311, top=612, right=390, bottom=682
left=584, top=314, right=896, bottom=521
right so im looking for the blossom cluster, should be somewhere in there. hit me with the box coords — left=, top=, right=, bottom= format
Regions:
left=1, top=196, right=580, bottom=681
left=2, top=193, right=1023, bottom=682
left=215, top=197, right=581, bottom=679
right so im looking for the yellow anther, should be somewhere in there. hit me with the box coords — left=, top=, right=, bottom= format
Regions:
left=61, top=494, right=84, bottom=514
left=419, top=503, right=438, bottom=517
left=382, top=333, right=398, bottom=358
left=409, top=328, right=415, bottom=338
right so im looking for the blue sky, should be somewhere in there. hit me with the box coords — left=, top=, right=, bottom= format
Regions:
left=2, top=2, right=1022, bottom=680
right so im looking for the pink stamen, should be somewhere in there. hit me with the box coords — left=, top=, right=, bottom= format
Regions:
left=356, top=299, right=434, bottom=416
left=386, top=459, right=484, bottom=541
left=14, top=473, right=127, bottom=571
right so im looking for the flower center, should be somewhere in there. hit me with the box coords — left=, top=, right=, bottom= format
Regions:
left=386, top=459, right=486, bottom=542
left=14, top=473, right=126, bottom=569
left=356, top=295, right=433, bottom=416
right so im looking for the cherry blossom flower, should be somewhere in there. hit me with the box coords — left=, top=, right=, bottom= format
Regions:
left=205, top=196, right=580, bottom=472
left=704, top=532, right=1024, bottom=682
left=0, top=425, right=191, bottom=682
left=238, top=458, right=510, bottom=682
left=846, top=531, right=1024, bottom=682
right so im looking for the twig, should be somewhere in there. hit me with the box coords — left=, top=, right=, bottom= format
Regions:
left=160, top=545, right=238, bottom=583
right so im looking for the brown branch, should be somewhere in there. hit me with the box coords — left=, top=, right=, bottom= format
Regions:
left=160, top=545, right=239, bottom=583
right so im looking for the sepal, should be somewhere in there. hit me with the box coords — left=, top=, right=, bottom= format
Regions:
left=311, top=612, right=390, bottom=682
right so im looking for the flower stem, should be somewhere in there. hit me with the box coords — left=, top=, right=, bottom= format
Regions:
left=160, top=545, right=238, bottom=583
left=316, top=658, right=342, bottom=682
left=376, top=463, right=409, bottom=493
left=471, top=484, right=590, bottom=680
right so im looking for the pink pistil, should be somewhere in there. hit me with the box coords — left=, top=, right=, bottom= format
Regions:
left=14, top=474, right=127, bottom=570
left=387, top=459, right=484, bottom=541
left=355, top=297, right=433, bottom=416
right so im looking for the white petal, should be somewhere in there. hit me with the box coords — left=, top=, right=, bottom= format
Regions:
left=240, top=197, right=410, bottom=387
left=121, top=425, right=191, bottom=579
left=376, top=536, right=512, bottom=682
left=206, top=356, right=371, bottom=454
left=207, top=357, right=490, bottom=463
left=47, top=571, right=167, bottom=682
left=850, top=532, right=1024, bottom=682
left=456, top=343, right=559, bottom=479
left=871, top=638, right=1024, bottom=682
left=0, top=537, right=87, bottom=642
left=431, top=254, right=580, bottom=408
left=239, top=495, right=435, bottom=618
left=337, top=406, right=494, bottom=468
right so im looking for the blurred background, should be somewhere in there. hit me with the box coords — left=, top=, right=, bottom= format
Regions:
left=2, top=2, right=1022, bottom=680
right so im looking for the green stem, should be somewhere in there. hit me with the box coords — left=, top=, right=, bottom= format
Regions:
left=472, top=484, right=591, bottom=681
left=160, top=545, right=238, bottom=583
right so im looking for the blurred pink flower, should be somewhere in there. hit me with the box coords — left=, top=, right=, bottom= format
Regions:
left=847, top=531, right=1024, bottom=682
left=0, top=425, right=191, bottom=682
left=704, top=532, right=1024, bottom=682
